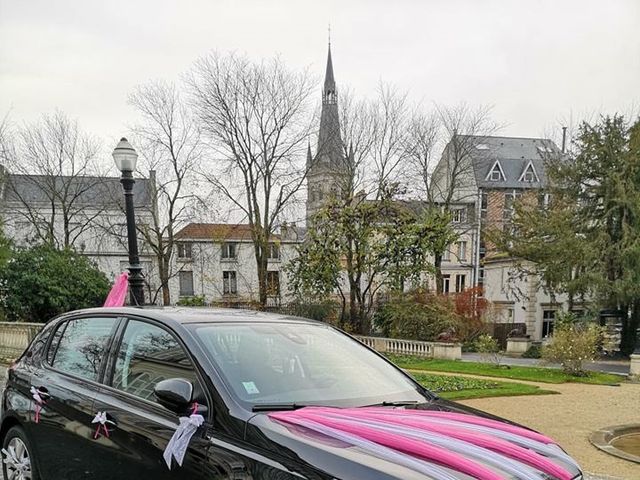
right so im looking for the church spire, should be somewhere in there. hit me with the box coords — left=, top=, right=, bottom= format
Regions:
left=317, top=41, right=342, bottom=165
left=324, top=43, right=336, bottom=98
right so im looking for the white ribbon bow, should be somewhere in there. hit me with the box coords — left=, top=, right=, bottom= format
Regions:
left=92, top=411, right=109, bottom=425
left=92, top=411, right=114, bottom=439
left=30, top=386, right=43, bottom=404
left=163, top=413, right=204, bottom=469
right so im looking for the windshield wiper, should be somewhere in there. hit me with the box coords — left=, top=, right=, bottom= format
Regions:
left=366, top=400, right=420, bottom=407
left=251, top=403, right=310, bottom=412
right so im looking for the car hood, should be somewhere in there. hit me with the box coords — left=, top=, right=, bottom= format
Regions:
left=246, top=399, right=583, bottom=480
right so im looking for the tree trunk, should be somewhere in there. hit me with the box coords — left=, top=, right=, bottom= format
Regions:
left=434, top=252, right=443, bottom=294
left=349, top=281, right=358, bottom=332
left=157, top=255, right=171, bottom=306
left=255, top=243, right=268, bottom=308
left=621, top=301, right=639, bottom=356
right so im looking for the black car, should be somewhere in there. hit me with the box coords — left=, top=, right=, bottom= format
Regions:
left=0, top=307, right=583, bottom=480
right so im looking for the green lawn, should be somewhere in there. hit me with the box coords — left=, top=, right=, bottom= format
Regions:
left=410, top=372, right=557, bottom=400
left=388, top=355, right=622, bottom=385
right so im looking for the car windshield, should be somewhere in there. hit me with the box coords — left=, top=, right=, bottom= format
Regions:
left=189, top=322, right=429, bottom=409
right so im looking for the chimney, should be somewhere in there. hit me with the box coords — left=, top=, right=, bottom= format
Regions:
left=561, top=127, right=567, bottom=153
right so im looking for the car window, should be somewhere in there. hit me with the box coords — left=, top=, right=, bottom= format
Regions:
left=50, top=318, right=117, bottom=382
left=46, top=322, right=66, bottom=365
left=190, top=322, right=427, bottom=409
left=111, top=319, right=199, bottom=403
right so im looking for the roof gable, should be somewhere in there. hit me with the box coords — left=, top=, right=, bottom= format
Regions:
left=485, top=160, right=506, bottom=182
left=518, top=160, right=540, bottom=183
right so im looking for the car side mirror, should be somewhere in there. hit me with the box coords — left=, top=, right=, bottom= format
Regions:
left=154, top=378, right=193, bottom=414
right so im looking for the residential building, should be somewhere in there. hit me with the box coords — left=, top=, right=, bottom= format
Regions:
left=170, top=222, right=302, bottom=306
left=0, top=168, right=158, bottom=292
left=431, top=135, right=571, bottom=340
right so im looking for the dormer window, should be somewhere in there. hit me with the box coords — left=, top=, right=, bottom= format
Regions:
left=486, top=160, right=505, bottom=182
left=519, top=161, right=540, bottom=183
left=476, top=143, right=490, bottom=150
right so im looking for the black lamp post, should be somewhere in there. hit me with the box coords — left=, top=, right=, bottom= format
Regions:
left=112, top=138, right=145, bottom=306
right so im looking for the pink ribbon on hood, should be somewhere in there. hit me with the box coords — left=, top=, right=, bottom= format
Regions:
left=269, top=407, right=576, bottom=480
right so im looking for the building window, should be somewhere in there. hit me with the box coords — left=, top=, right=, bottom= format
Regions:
left=223, top=271, right=237, bottom=295
left=481, top=192, right=488, bottom=219
left=522, top=167, right=536, bottom=182
left=503, top=191, right=522, bottom=221
left=457, top=241, right=467, bottom=261
left=179, top=271, right=194, bottom=296
left=267, top=243, right=280, bottom=260
left=177, top=242, right=192, bottom=259
left=538, top=192, right=551, bottom=208
left=266, top=271, right=280, bottom=296
left=455, top=274, right=466, bottom=293
left=442, top=274, right=451, bottom=294
left=542, top=309, right=556, bottom=337
left=442, top=247, right=451, bottom=262
left=221, top=242, right=237, bottom=259
left=452, top=208, right=467, bottom=223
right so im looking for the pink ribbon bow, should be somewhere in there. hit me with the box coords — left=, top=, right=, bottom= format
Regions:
left=30, top=386, right=47, bottom=424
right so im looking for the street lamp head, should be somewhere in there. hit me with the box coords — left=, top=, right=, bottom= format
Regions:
left=112, top=137, right=138, bottom=173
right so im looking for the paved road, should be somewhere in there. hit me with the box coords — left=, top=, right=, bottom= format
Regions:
left=462, top=352, right=631, bottom=376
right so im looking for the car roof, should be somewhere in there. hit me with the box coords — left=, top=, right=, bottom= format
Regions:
left=60, top=306, right=323, bottom=326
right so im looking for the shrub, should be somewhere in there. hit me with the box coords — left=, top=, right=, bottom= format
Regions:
left=176, top=295, right=206, bottom=306
left=474, top=334, right=505, bottom=366
left=374, top=289, right=461, bottom=342
left=522, top=344, right=542, bottom=359
left=282, top=300, right=340, bottom=323
left=542, top=313, right=603, bottom=376
left=454, top=286, right=492, bottom=342
left=0, top=245, right=110, bottom=322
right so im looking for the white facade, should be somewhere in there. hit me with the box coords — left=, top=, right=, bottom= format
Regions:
left=483, top=258, right=575, bottom=341
left=1, top=171, right=158, bottom=293
left=168, top=223, right=303, bottom=306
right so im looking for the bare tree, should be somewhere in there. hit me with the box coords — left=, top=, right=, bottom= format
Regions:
left=367, top=83, right=410, bottom=198
left=187, top=52, right=316, bottom=307
left=0, top=111, right=108, bottom=249
left=124, top=80, right=204, bottom=305
left=404, top=102, right=499, bottom=293
left=334, top=83, right=411, bottom=200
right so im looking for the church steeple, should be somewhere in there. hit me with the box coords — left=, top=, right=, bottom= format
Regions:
left=323, top=44, right=336, bottom=104
left=306, top=40, right=351, bottom=225
left=317, top=42, right=343, bottom=166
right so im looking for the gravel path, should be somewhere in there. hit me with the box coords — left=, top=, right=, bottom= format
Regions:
left=458, top=380, right=640, bottom=479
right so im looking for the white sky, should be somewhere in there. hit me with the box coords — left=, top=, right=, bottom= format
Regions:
left=1, top=0, right=639, bottom=153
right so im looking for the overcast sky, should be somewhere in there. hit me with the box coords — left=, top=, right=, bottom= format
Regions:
left=1, top=0, right=639, bottom=153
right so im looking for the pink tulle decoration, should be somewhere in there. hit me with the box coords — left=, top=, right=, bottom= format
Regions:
left=103, top=272, right=129, bottom=307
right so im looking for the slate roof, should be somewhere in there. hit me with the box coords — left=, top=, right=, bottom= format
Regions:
left=2, top=173, right=153, bottom=208
left=461, top=135, right=561, bottom=189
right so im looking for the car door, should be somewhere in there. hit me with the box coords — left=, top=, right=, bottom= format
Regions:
left=90, top=317, right=214, bottom=480
left=29, top=315, right=120, bottom=480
